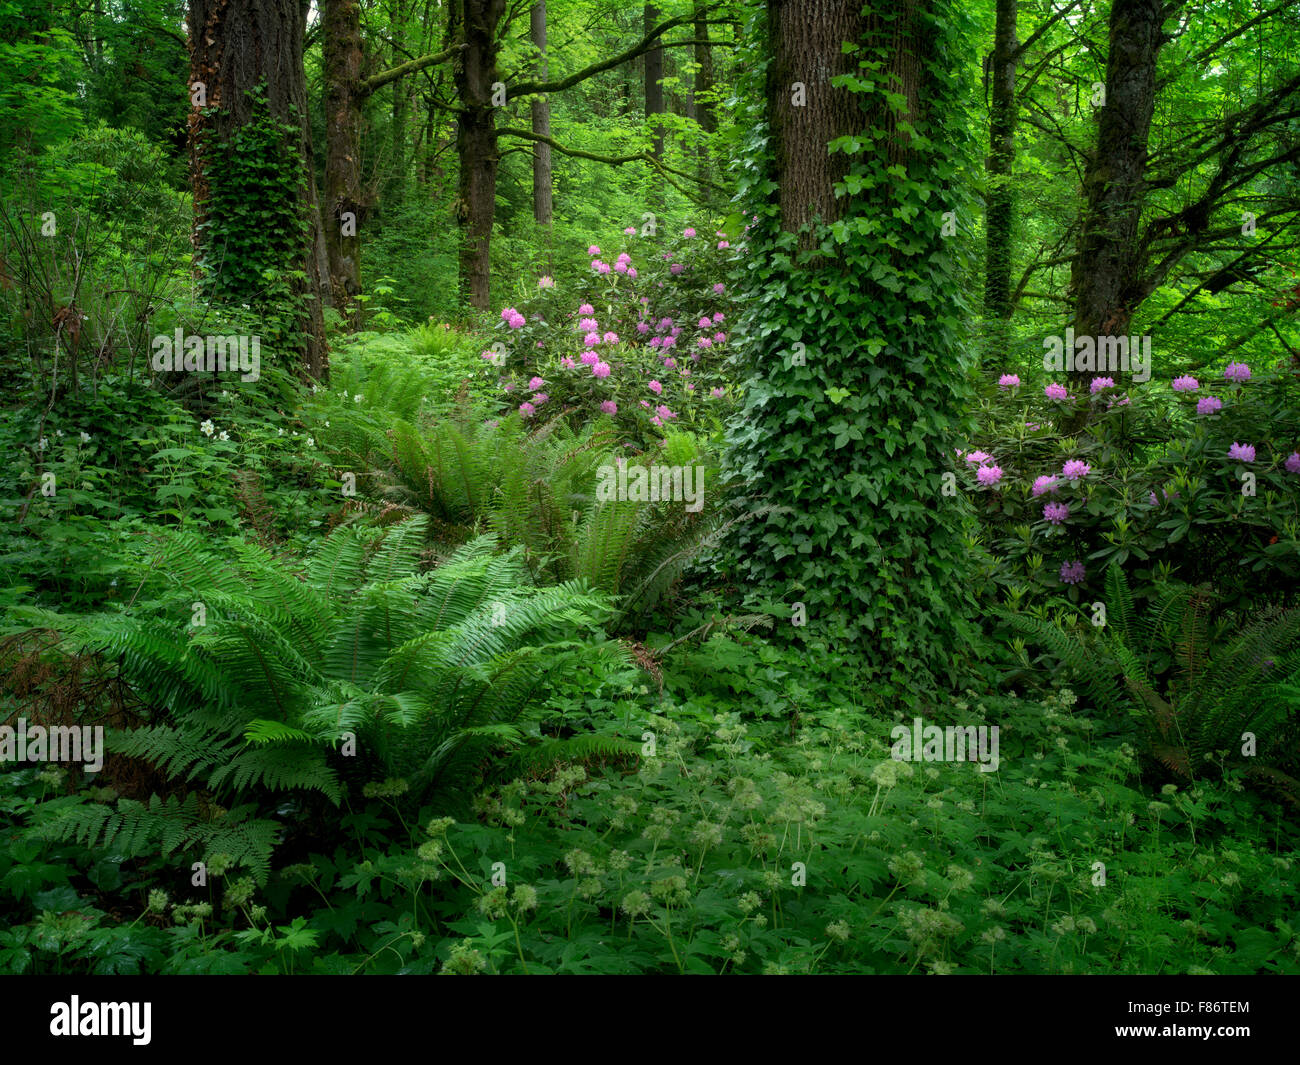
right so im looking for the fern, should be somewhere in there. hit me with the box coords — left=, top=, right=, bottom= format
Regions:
left=999, top=564, right=1300, bottom=796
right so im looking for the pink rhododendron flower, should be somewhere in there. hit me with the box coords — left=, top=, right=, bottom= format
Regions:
left=648, top=380, right=663, bottom=394
left=518, top=402, right=535, bottom=418
left=603, top=332, right=619, bottom=345
left=698, top=336, right=712, bottom=348
left=1197, top=396, right=1223, bottom=415
left=1090, top=376, right=1115, bottom=394
left=1172, top=375, right=1198, bottom=392
left=636, top=321, right=650, bottom=334
left=1062, top=459, right=1091, bottom=480
left=601, top=400, right=618, bottom=415
left=1224, top=362, right=1251, bottom=382
left=710, top=387, right=725, bottom=398
left=584, top=332, right=601, bottom=347
left=713, top=283, right=726, bottom=295
left=998, top=374, right=1020, bottom=390
left=528, top=376, right=544, bottom=391
left=655, top=404, right=676, bottom=420
left=1044, top=383, right=1069, bottom=401
left=965, top=450, right=992, bottom=465
left=713, top=311, right=725, bottom=323
left=592, top=361, right=611, bottom=378
left=670, top=263, right=684, bottom=275
left=580, top=350, right=599, bottom=365
left=713, top=332, right=726, bottom=344
left=623, top=227, right=636, bottom=235
left=1286, top=452, right=1300, bottom=474
left=976, top=464, right=1003, bottom=487
left=615, top=261, right=629, bottom=274
left=579, top=303, right=595, bottom=315
left=1043, top=502, right=1069, bottom=525
left=1228, top=442, right=1256, bottom=462
left=587, top=245, right=601, bottom=256
left=1032, top=475, right=1059, bottom=496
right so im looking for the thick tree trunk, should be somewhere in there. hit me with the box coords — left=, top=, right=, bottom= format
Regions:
left=188, top=0, right=329, bottom=377
left=451, top=0, right=505, bottom=310
left=766, top=0, right=867, bottom=250
left=644, top=5, right=664, bottom=159
left=983, top=0, right=1016, bottom=321
left=694, top=2, right=715, bottom=187
left=1066, top=0, right=1164, bottom=402
left=530, top=3, right=552, bottom=228
left=323, top=0, right=364, bottom=325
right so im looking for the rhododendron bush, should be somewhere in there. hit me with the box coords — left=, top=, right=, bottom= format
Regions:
left=486, top=227, right=737, bottom=447
left=958, top=362, right=1300, bottom=611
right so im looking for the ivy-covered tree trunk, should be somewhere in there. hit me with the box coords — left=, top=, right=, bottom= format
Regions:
left=765, top=0, right=864, bottom=251
left=728, top=0, right=979, bottom=680
left=322, top=0, right=364, bottom=325
left=983, top=0, right=1016, bottom=321
left=450, top=0, right=505, bottom=309
left=1065, top=0, right=1164, bottom=406
left=188, top=0, right=329, bottom=377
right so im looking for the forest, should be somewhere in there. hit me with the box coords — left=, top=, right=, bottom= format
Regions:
left=1, top=0, right=1298, bottom=980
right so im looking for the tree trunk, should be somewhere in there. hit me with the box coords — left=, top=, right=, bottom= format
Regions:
left=694, top=2, right=715, bottom=187
left=1065, top=0, right=1164, bottom=403
left=530, top=3, right=552, bottom=228
left=451, top=0, right=506, bottom=310
left=644, top=5, right=664, bottom=159
left=188, top=0, right=329, bottom=378
left=388, top=0, right=409, bottom=205
left=767, top=0, right=866, bottom=251
left=983, top=0, right=1016, bottom=321
left=323, top=0, right=364, bottom=325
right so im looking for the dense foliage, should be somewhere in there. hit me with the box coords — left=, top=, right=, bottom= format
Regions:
left=1, top=0, right=1298, bottom=979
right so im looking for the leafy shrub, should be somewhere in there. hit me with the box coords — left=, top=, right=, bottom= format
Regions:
left=963, top=362, right=1300, bottom=613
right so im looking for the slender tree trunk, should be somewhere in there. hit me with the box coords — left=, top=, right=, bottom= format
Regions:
left=1065, top=0, right=1164, bottom=405
left=188, top=0, right=329, bottom=377
left=323, top=0, right=364, bottom=325
left=984, top=0, right=1016, bottom=321
left=389, top=0, right=409, bottom=205
left=451, top=0, right=506, bottom=309
left=645, top=5, right=664, bottom=159
left=694, top=2, right=715, bottom=187
left=530, top=3, right=552, bottom=228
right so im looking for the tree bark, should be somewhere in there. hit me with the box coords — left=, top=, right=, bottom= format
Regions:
left=766, top=0, right=867, bottom=250
left=450, top=0, right=506, bottom=310
left=323, top=0, right=364, bottom=325
left=693, top=2, right=715, bottom=187
left=530, top=3, right=552, bottom=228
left=983, top=0, right=1016, bottom=321
left=187, top=0, right=329, bottom=378
left=1066, top=0, right=1164, bottom=401
left=644, top=5, right=664, bottom=159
